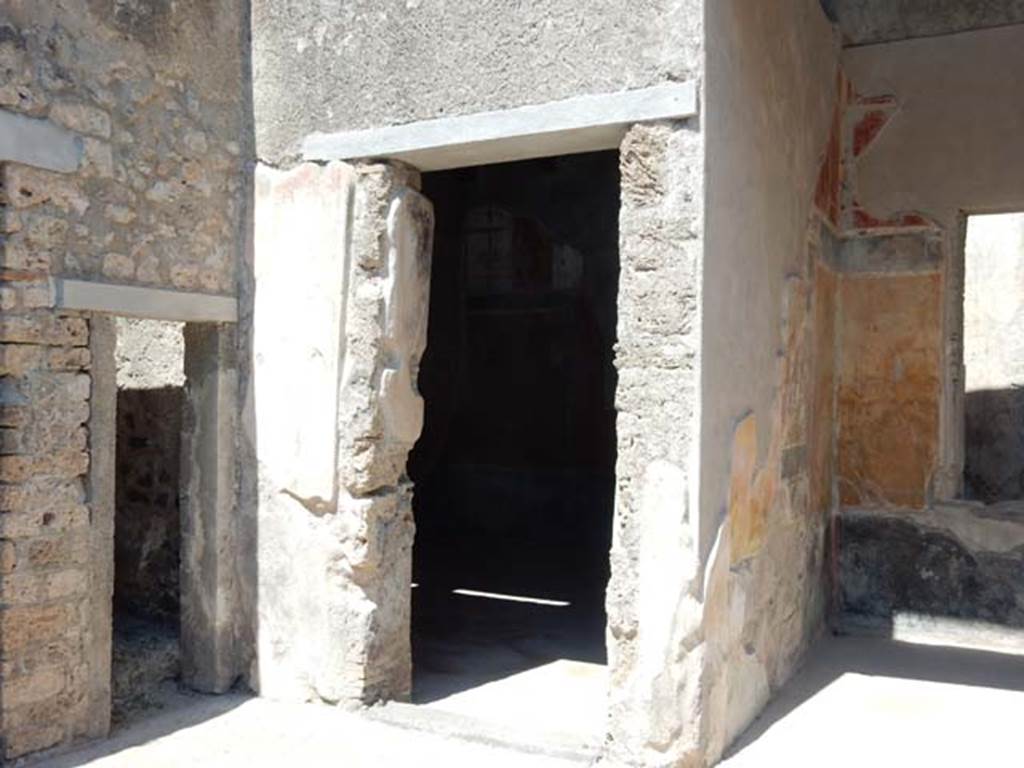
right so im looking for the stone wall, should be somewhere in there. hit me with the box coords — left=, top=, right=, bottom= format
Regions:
left=0, top=3, right=245, bottom=292
left=0, top=0, right=245, bottom=759
left=0, top=313, right=94, bottom=759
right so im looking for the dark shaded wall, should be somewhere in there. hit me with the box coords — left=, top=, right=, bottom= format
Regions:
left=114, top=386, right=182, bottom=623
left=965, top=390, right=1024, bottom=503
left=828, top=0, right=1024, bottom=46
left=410, top=152, right=619, bottom=553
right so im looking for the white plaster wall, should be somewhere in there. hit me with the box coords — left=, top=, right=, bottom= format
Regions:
left=701, top=0, right=839, bottom=558
left=964, top=213, right=1024, bottom=393
left=844, top=26, right=1024, bottom=233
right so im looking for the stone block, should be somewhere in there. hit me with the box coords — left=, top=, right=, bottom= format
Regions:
left=3, top=665, right=65, bottom=708
left=25, top=535, right=87, bottom=569
left=1, top=163, right=89, bottom=214
left=0, top=538, right=16, bottom=572
left=0, top=344, right=43, bottom=377
left=0, top=313, right=88, bottom=347
left=1, top=604, right=73, bottom=657
left=3, top=724, right=64, bottom=760
left=0, top=450, right=88, bottom=483
left=0, top=478, right=85, bottom=513
left=50, top=101, right=111, bottom=139
left=0, top=504, right=90, bottom=538
left=0, top=568, right=87, bottom=604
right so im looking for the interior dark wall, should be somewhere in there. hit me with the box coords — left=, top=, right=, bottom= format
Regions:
left=114, top=386, right=182, bottom=623
left=964, top=389, right=1024, bottom=503
left=409, top=151, right=619, bottom=555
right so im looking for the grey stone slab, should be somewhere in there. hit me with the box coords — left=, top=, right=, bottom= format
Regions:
left=302, top=83, right=698, bottom=171
left=55, top=279, right=238, bottom=323
left=0, top=107, right=83, bottom=172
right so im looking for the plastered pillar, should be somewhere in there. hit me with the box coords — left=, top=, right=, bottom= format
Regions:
left=181, top=322, right=240, bottom=692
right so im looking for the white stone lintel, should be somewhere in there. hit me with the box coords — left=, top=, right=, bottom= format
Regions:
left=55, top=279, right=238, bottom=323
left=302, top=81, right=698, bottom=171
left=0, top=108, right=83, bottom=173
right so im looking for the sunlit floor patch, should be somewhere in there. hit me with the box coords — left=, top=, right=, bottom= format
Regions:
left=721, top=636, right=1024, bottom=768
left=420, top=659, right=606, bottom=743
left=451, top=588, right=572, bottom=607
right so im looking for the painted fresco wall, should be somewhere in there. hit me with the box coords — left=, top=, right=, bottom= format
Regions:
left=702, top=0, right=840, bottom=759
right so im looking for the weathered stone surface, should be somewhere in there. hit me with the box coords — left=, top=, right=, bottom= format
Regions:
left=0, top=4, right=246, bottom=295
left=605, top=120, right=704, bottom=768
left=0, top=313, right=87, bottom=346
left=248, top=160, right=433, bottom=706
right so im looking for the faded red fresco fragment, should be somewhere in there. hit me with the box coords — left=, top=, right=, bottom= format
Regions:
left=853, top=109, right=890, bottom=157
left=814, top=70, right=851, bottom=227
left=851, top=205, right=934, bottom=231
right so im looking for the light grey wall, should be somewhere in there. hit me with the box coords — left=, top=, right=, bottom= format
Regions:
left=701, top=0, right=838, bottom=559
left=844, top=26, right=1024, bottom=235
left=250, top=0, right=702, bottom=163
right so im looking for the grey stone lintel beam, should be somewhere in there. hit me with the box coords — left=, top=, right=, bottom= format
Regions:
left=0, top=108, right=83, bottom=172
left=302, top=81, right=699, bottom=171
left=54, top=279, right=238, bottom=323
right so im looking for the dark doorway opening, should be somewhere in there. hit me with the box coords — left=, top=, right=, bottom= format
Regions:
left=111, top=318, right=184, bottom=723
left=408, top=151, right=619, bottom=738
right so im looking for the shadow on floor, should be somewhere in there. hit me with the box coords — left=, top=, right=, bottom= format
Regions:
left=19, top=687, right=251, bottom=768
left=411, top=535, right=607, bottom=704
left=725, top=634, right=1024, bottom=760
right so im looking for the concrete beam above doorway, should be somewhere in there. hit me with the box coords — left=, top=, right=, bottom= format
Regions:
left=301, top=82, right=699, bottom=171
left=54, top=279, right=239, bottom=323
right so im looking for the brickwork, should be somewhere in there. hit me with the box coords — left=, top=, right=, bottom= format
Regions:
left=0, top=301, right=94, bottom=758
left=0, top=1, right=244, bottom=758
